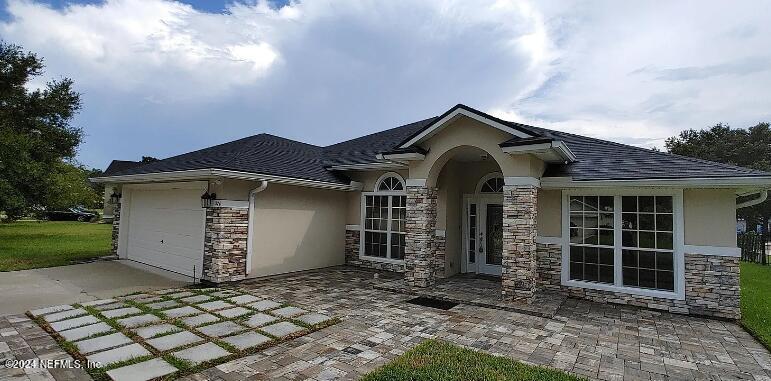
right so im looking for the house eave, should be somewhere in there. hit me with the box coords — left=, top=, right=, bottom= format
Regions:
left=326, top=162, right=408, bottom=171
left=501, top=140, right=577, bottom=163
left=90, top=168, right=362, bottom=191
left=541, top=176, right=771, bottom=190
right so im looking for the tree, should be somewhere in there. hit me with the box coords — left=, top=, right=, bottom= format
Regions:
left=141, top=156, right=159, bottom=163
left=0, top=42, right=83, bottom=219
left=665, top=122, right=771, bottom=232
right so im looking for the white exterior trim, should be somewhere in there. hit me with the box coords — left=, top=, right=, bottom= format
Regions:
left=399, top=108, right=532, bottom=148
left=380, top=152, right=425, bottom=161
left=474, top=172, right=503, bottom=194
left=504, top=176, right=541, bottom=188
left=246, top=181, right=269, bottom=276
left=683, top=245, right=741, bottom=257
left=373, top=172, right=406, bottom=192
left=346, top=224, right=360, bottom=231
left=560, top=188, right=686, bottom=301
left=536, top=236, right=562, bottom=245
left=406, top=178, right=427, bottom=187
left=542, top=176, right=771, bottom=189
left=501, top=140, right=577, bottom=163
left=359, top=191, right=407, bottom=264
left=92, top=168, right=362, bottom=191
left=327, top=162, right=407, bottom=171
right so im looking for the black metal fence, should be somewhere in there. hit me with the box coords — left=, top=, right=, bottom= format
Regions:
left=738, top=233, right=769, bottom=265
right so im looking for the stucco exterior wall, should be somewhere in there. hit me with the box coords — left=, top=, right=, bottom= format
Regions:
left=248, top=183, right=347, bottom=278
left=684, top=188, right=737, bottom=247
left=536, top=189, right=561, bottom=237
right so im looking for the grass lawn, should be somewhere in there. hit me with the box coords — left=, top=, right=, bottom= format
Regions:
left=361, top=339, right=584, bottom=381
left=740, top=261, right=771, bottom=349
left=0, top=221, right=111, bottom=271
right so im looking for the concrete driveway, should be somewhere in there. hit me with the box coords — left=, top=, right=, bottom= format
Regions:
left=0, top=260, right=190, bottom=316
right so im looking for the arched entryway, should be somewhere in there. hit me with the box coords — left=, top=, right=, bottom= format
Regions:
left=463, top=172, right=505, bottom=276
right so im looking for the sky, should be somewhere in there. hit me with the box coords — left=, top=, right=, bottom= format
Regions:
left=2, top=0, right=770, bottom=169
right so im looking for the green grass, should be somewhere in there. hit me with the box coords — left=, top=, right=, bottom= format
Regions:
left=740, top=262, right=771, bottom=348
left=361, top=340, right=584, bottom=381
left=0, top=221, right=111, bottom=271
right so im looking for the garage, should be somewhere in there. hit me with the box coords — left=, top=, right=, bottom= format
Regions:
left=121, top=182, right=206, bottom=278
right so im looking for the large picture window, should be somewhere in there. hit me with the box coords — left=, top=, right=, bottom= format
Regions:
left=362, top=174, right=406, bottom=261
left=565, top=192, right=681, bottom=297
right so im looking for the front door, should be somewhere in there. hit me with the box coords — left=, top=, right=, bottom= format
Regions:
left=464, top=197, right=503, bottom=276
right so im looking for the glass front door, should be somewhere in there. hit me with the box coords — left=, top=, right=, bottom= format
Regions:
left=465, top=197, right=503, bottom=276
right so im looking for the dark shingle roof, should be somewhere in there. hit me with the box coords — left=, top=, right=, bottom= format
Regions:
left=101, top=104, right=770, bottom=183
left=104, top=160, right=142, bottom=175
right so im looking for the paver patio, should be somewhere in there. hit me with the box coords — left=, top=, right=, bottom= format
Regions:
left=2, top=266, right=771, bottom=381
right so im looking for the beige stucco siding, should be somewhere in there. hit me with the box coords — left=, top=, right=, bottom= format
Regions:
left=249, top=183, right=347, bottom=278
left=683, top=189, right=737, bottom=247
left=537, top=189, right=561, bottom=237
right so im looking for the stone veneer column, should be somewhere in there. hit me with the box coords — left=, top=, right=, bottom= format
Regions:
left=203, top=207, right=249, bottom=283
left=404, top=185, right=438, bottom=287
left=111, top=201, right=121, bottom=255
left=501, top=185, right=538, bottom=302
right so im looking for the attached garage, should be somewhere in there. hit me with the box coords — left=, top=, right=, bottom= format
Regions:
left=118, top=182, right=206, bottom=278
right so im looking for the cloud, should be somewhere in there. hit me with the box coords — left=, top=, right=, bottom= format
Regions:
left=1, top=0, right=770, bottom=168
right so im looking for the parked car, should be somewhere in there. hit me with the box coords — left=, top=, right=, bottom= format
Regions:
left=45, top=207, right=98, bottom=222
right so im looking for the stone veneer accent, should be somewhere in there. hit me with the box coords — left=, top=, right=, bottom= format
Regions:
left=203, top=207, right=248, bottom=283
left=536, top=242, right=741, bottom=319
left=404, top=186, right=438, bottom=287
left=344, top=229, right=405, bottom=272
left=111, top=201, right=121, bottom=255
left=434, top=233, right=447, bottom=279
left=501, top=185, right=538, bottom=302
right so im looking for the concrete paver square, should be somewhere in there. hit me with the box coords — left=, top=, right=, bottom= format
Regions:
left=81, top=299, right=118, bottom=307
left=180, top=295, right=211, bottom=304
left=217, top=307, right=251, bottom=318
left=196, top=321, right=246, bottom=338
left=50, top=315, right=99, bottom=332
left=197, top=300, right=233, bottom=311
left=145, top=300, right=179, bottom=310
left=171, top=342, right=230, bottom=365
left=117, top=314, right=161, bottom=328
left=102, top=307, right=142, bottom=319
left=86, top=343, right=151, bottom=366
left=246, top=300, right=281, bottom=311
left=154, top=288, right=184, bottom=295
left=166, top=291, right=195, bottom=299
left=243, top=313, right=279, bottom=328
left=60, top=322, right=113, bottom=341
left=295, top=313, right=333, bottom=326
left=260, top=322, right=304, bottom=338
left=44, top=308, right=87, bottom=323
left=133, top=324, right=181, bottom=339
left=29, top=304, right=74, bottom=317
left=164, top=306, right=202, bottom=318
left=209, top=290, right=240, bottom=298
left=221, top=331, right=271, bottom=350
left=93, top=302, right=126, bottom=311
left=228, top=295, right=260, bottom=305
left=106, top=358, right=177, bottom=381
left=272, top=306, right=307, bottom=318
left=182, top=314, right=219, bottom=327
left=75, top=332, right=133, bottom=354
left=122, top=293, right=154, bottom=301
left=146, top=331, right=203, bottom=351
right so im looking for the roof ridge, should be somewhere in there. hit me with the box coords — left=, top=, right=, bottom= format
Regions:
left=324, top=116, right=439, bottom=150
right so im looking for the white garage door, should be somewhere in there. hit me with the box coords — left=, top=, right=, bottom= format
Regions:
left=125, top=183, right=205, bottom=278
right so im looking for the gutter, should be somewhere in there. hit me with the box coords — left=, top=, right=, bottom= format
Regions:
left=246, top=181, right=269, bottom=275
left=737, top=190, right=768, bottom=209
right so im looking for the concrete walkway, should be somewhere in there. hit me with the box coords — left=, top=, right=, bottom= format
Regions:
left=0, top=260, right=190, bottom=316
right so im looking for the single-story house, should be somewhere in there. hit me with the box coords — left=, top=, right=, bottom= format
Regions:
left=91, top=104, right=771, bottom=319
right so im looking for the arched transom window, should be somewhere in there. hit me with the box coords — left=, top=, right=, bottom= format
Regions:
left=475, top=173, right=504, bottom=194
left=361, top=173, right=407, bottom=261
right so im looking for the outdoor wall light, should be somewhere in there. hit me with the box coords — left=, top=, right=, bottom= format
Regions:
left=109, top=190, right=122, bottom=204
left=201, top=192, right=217, bottom=208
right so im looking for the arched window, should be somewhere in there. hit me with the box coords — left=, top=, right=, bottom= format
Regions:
left=377, top=176, right=404, bottom=191
left=362, top=173, right=407, bottom=261
left=475, top=173, right=504, bottom=193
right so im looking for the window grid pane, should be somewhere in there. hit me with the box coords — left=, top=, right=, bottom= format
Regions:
left=568, top=196, right=614, bottom=285
left=363, top=194, right=406, bottom=260
left=620, top=196, right=675, bottom=291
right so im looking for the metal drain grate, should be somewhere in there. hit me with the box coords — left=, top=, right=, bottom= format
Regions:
left=406, top=296, right=458, bottom=310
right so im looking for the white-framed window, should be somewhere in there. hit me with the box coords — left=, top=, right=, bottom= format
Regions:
left=360, top=173, right=407, bottom=262
left=561, top=189, right=684, bottom=300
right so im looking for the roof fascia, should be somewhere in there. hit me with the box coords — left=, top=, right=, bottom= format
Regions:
left=501, top=140, right=577, bottom=163
left=541, top=176, right=771, bottom=190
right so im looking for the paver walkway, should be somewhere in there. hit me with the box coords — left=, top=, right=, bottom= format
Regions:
left=3, top=266, right=771, bottom=380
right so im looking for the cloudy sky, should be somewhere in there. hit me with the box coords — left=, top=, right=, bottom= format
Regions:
left=2, top=0, right=770, bottom=169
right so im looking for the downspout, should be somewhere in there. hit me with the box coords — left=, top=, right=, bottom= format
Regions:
left=246, top=181, right=269, bottom=275
left=737, top=190, right=768, bottom=209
